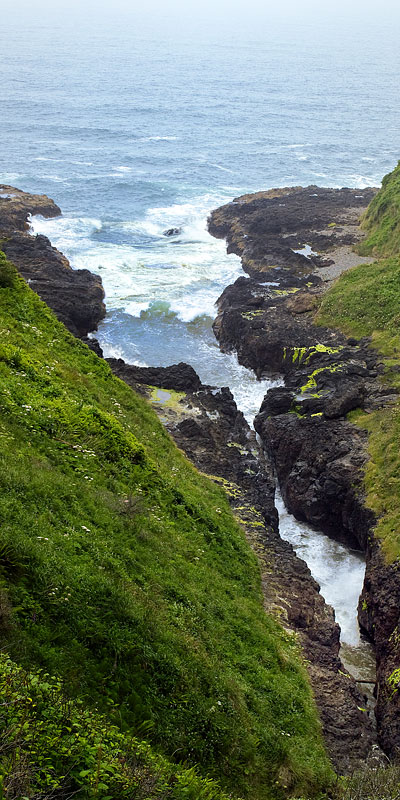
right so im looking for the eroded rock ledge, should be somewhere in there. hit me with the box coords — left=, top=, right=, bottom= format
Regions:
left=0, top=185, right=105, bottom=337
left=208, top=184, right=400, bottom=760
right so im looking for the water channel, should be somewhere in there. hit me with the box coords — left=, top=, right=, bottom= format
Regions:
left=31, top=211, right=376, bottom=695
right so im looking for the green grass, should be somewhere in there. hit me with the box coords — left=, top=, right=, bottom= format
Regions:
left=0, top=252, right=333, bottom=799
left=0, top=653, right=232, bottom=800
left=358, top=160, right=400, bottom=257
left=316, top=165, right=400, bottom=563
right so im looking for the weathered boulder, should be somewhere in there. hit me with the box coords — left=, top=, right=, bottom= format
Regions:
left=107, top=359, right=202, bottom=393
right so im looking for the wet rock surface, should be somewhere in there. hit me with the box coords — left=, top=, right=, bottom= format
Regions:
left=209, top=183, right=400, bottom=761
left=0, top=185, right=105, bottom=337
left=208, top=185, right=377, bottom=279
left=107, top=358, right=202, bottom=394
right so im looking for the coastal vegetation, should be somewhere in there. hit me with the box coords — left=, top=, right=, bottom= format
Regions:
left=0, top=251, right=332, bottom=798
left=358, top=162, right=400, bottom=258
left=317, top=160, right=400, bottom=562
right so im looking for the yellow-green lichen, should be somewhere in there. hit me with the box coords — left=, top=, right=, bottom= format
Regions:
left=227, top=441, right=248, bottom=455
left=271, top=287, right=301, bottom=297
left=150, top=386, right=186, bottom=409
left=283, top=343, right=342, bottom=366
left=241, top=309, right=264, bottom=320
left=300, top=364, right=342, bottom=393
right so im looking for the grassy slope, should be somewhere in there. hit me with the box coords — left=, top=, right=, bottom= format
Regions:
left=0, top=653, right=232, bottom=800
left=317, top=163, right=400, bottom=562
left=358, top=161, right=400, bottom=257
left=0, top=253, right=332, bottom=799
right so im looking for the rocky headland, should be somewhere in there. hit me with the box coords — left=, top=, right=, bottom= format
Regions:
left=208, top=184, right=400, bottom=760
left=0, top=183, right=387, bottom=772
left=0, top=185, right=105, bottom=338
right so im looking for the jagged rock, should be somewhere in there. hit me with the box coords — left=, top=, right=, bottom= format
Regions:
left=163, top=227, right=182, bottom=236
left=107, top=359, right=202, bottom=393
left=81, top=336, right=104, bottom=357
left=208, top=185, right=377, bottom=279
left=259, top=387, right=294, bottom=416
left=0, top=186, right=105, bottom=338
left=0, top=184, right=61, bottom=233
left=208, top=183, right=400, bottom=765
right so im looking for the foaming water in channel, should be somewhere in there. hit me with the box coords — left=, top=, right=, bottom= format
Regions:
left=276, top=491, right=375, bottom=683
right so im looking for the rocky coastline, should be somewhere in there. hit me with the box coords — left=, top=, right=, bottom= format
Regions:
left=208, top=185, right=400, bottom=760
left=0, top=183, right=385, bottom=771
left=0, top=186, right=105, bottom=338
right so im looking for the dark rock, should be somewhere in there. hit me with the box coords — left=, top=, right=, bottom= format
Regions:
left=107, top=359, right=202, bottom=393
left=208, top=185, right=377, bottom=279
left=0, top=184, right=61, bottom=234
left=0, top=186, right=105, bottom=338
left=163, top=227, right=182, bottom=236
left=1, top=232, right=105, bottom=338
left=81, top=336, right=104, bottom=357
left=259, top=387, right=294, bottom=416
left=324, top=383, right=366, bottom=418
left=208, top=183, right=400, bottom=766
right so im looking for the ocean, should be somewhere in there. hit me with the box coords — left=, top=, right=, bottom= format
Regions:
left=1, top=7, right=400, bottom=421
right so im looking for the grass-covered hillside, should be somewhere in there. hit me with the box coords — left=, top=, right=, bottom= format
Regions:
left=317, top=161, right=400, bottom=562
left=0, top=252, right=332, bottom=799
left=358, top=161, right=400, bottom=258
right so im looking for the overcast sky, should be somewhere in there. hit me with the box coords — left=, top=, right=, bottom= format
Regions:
left=3, top=0, right=400, bottom=21
left=2, top=0, right=400, bottom=49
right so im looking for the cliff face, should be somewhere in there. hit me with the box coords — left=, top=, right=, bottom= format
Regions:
left=208, top=175, right=400, bottom=760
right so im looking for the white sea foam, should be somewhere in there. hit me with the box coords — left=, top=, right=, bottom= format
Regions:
left=124, top=300, right=150, bottom=318
left=99, top=340, right=148, bottom=367
left=276, top=490, right=365, bottom=646
left=227, top=365, right=281, bottom=426
left=33, top=156, right=61, bottom=162
left=29, top=196, right=243, bottom=324
left=208, top=163, right=235, bottom=174
left=30, top=215, right=103, bottom=247
left=40, top=174, right=67, bottom=183
left=140, top=135, right=178, bottom=142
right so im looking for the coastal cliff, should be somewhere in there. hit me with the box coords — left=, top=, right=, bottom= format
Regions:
left=208, top=170, right=400, bottom=760
left=1, top=173, right=399, bottom=796
left=0, top=193, right=335, bottom=798
left=0, top=185, right=105, bottom=338
left=0, top=186, right=379, bottom=781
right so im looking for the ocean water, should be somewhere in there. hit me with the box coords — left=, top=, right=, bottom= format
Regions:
left=2, top=8, right=398, bottom=413
left=1, top=10, right=400, bottom=413
left=1, top=5, right=400, bottom=644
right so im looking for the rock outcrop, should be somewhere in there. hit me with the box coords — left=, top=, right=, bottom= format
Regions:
left=208, top=184, right=400, bottom=760
left=0, top=185, right=105, bottom=337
